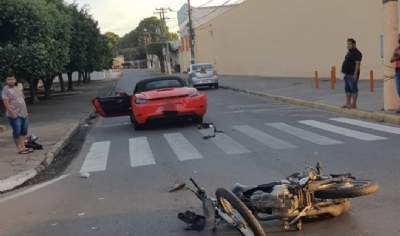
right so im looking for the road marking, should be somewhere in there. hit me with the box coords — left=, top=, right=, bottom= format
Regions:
left=0, top=175, right=69, bottom=203
left=226, top=104, right=281, bottom=108
left=129, top=137, right=156, bottom=167
left=233, top=125, right=296, bottom=149
left=80, top=141, right=110, bottom=173
left=298, top=120, right=387, bottom=141
left=220, top=107, right=300, bottom=114
left=164, top=133, right=203, bottom=161
left=266, top=122, right=342, bottom=145
left=198, top=130, right=251, bottom=155
left=99, top=122, right=131, bottom=128
left=330, top=117, right=400, bottom=135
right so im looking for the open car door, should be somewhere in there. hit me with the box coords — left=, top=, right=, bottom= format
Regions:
left=92, top=96, right=132, bottom=117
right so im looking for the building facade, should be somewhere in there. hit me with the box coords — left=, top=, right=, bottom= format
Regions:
left=176, top=3, right=237, bottom=72
left=193, top=0, right=398, bottom=80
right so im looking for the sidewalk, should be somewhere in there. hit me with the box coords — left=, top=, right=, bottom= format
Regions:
left=0, top=74, right=121, bottom=192
left=216, top=75, right=400, bottom=124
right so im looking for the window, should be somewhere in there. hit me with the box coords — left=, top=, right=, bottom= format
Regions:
left=145, top=79, right=182, bottom=90
left=191, top=64, right=214, bottom=71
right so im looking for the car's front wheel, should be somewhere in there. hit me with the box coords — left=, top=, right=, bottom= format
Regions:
left=130, top=115, right=145, bottom=131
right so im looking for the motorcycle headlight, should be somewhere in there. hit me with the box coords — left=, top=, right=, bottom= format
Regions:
left=189, top=90, right=200, bottom=97
left=135, top=98, right=149, bottom=104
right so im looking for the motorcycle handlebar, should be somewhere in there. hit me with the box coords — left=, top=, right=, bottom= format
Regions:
left=190, top=178, right=200, bottom=189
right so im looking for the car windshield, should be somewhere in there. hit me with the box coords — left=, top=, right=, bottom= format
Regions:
left=191, top=64, right=213, bottom=71
left=144, top=79, right=182, bottom=90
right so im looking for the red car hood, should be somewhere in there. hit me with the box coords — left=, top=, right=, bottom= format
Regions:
left=137, top=87, right=196, bottom=100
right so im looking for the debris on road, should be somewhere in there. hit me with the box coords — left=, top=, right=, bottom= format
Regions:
left=196, top=122, right=213, bottom=130
left=51, top=223, right=58, bottom=226
left=92, top=226, right=99, bottom=230
left=169, top=180, right=186, bottom=192
left=198, top=122, right=225, bottom=139
left=178, top=210, right=206, bottom=231
left=80, top=173, right=90, bottom=178
left=78, top=212, right=85, bottom=216
left=98, top=198, right=105, bottom=200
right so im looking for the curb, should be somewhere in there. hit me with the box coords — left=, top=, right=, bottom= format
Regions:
left=220, top=85, right=400, bottom=125
left=0, top=75, right=122, bottom=193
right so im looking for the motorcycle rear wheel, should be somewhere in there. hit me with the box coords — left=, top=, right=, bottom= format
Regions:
left=215, top=187, right=266, bottom=236
left=314, top=180, right=379, bottom=199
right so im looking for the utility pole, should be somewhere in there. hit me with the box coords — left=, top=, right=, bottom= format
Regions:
left=382, top=0, right=400, bottom=110
left=187, top=0, right=195, bottom=64
left=155, top=7, right=172, bottom=75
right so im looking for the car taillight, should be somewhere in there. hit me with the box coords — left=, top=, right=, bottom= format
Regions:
left=214, top=71, right=218, bottom=75
left=135, top=98, right=149, bottom=104
left=189, top=90, right=200, bottom=97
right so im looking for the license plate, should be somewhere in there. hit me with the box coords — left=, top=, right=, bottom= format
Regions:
left=164, top=103, right=176, bottom=111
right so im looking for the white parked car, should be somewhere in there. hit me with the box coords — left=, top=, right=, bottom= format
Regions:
left=184, top=63, right=218, bottom=89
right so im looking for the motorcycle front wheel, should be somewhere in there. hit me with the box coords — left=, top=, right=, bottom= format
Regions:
left=314, top=180, right=379, bottom=199
left=215, top=187, right=266, bottom=236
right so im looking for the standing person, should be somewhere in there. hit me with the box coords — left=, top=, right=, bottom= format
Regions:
left=390, top=33, right=400, bottom=114
left=1, top=74, right=31, bottom=154
left=341, top=38, right=362, bottom=109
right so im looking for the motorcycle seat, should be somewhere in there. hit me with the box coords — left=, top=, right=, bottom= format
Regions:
left=231, top=183, right=258, bottom=195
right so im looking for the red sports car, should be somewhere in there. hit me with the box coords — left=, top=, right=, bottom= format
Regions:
left=92, top=76, right=208, bottom=130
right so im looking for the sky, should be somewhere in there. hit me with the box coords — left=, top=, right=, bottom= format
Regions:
left=65, top=0, right=230, bottom=37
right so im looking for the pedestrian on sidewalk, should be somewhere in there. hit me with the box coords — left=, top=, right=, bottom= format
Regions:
left=1, top=74, right=32, bottom=154
left=341, top=38, right=362, bottom=109
left=390, top=33, right=400, bottom=114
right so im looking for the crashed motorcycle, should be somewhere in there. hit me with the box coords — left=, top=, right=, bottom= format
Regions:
left=183, top=162, right=379, bottom=236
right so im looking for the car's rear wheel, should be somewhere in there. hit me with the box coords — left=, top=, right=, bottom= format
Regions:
left=214, top=83, right=219, bottom=89
left=130, top=115, right=145, bottom=131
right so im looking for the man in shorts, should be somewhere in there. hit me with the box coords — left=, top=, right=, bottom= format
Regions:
left=341, top=38, right=362, bottom=109
left=1, top=74, right=31, bottom=154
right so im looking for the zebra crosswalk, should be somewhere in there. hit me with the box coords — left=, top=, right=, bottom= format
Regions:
left=79, top=117, right=399, bottom=173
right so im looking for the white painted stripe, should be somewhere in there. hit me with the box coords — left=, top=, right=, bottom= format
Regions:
left=0, top=175, right=69, bottom=203
left=233, top=125, right=296, bottom=149
left=198, top=130, right=251, bottom=155
left=298, top=120, right=387, bottom=141
left=99, top=122, right=131, bottom=128
left=80, top=141, right=110, bottom=173
left=129, top=137, right=156, bottom=167
left=330, top=117, right=400, bottom=135
left=164, top=133, right=203, bottom=161
left=220, top=107, right=300, bottom=114
left=267, top=122, right=342, bottom=145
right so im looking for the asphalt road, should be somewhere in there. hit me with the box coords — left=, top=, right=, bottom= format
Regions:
left=0, top=69, right=399, bottom=236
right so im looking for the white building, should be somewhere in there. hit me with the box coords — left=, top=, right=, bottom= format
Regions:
left=176, top=2, right=239, bottom=72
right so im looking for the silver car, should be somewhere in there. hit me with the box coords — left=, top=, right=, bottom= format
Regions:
left=185, top=63, right=218, bottom=89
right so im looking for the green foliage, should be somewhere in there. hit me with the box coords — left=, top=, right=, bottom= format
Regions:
left=104, top=32, right=120, bottom=46
left=0, top=0, right=114, bottom=85
left=116, top=16, right=178, bottom=61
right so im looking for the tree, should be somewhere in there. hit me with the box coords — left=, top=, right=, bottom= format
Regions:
left=116, top=16, right=179, bottom=62
left=0, top=0, right=115, bottom=103
left=382, top=0, right=400, bottom=110
left=146, top=42, right=173, bottom=73
left=104, top=32, right=120, bottom=46
left=0, top=0, right=71, bottom=103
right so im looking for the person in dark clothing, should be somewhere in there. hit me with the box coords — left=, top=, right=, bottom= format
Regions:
left=341, top=38, right=362, bottom=109
left=390, top=33, right=400, bottom=113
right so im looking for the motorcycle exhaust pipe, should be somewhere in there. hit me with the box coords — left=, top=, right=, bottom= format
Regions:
left=254, top=200, right=351, bottom=221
